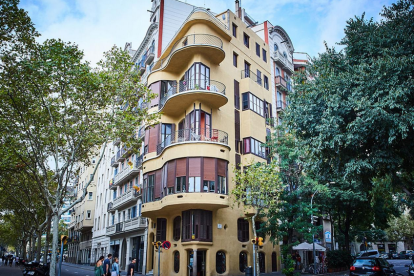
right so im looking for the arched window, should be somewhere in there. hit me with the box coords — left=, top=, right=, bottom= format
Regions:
left=173, top=216, right=181, bottom=241
left=274, top=43, right=278, bottom=51
left=216, top=251, right=226, bottom=274
left=239, top=252, right=248, bottom=272
left=237, top=218, right=249, bottom=242
left=283, top=51, right=287, bottom=59
left=276, top=67, right=280, bottom=76
left=173, top=251, right=180, bottom=273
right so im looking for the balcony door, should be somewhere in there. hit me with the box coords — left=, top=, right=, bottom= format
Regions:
left=185, top=110, right=211, bottom=140
left=184, top=62, right=210, bottom=90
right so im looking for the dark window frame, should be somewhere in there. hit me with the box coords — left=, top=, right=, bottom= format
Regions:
left=243, top=33, right=250, bottom=48
left=233, top=52, right=238, bottom=67
left=173, top=251, right=180, bottom=273
left=256, top=43, right=260, bottom=57
left=264, top=75, right=269, bottom=90
left=237, top=218, right=249, bottom=242
left=262, top=49, right=267, bottom=62
left=182, top=209, right=212, bottom=242
left=156, top=218, right=167, bottom=242
left=173, top=216, right=181, bottom=241
left=243, top=137, right=266, bottom=159
left=232, top=23, right=237, bottom=38
left=241, top=92, right=265, bottom=117
left=216, top=251, right=226, bottom=274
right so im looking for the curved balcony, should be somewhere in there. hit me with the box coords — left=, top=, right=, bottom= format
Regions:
left=156, top=128, right=228, bottom=156
left=142, top=193, right=229, bottom=219
left=152, top=34, right=225, bottom=73
left=112, top=189, right=140, bottom=210
left=159, top=79, right=227, bottom=116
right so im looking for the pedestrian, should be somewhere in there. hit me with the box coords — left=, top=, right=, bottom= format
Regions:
left=15, top=256, right=19, bottom=266
left=111, top=257, right=120, bottom=276
left=94, top=259, right=103, bottom=276
left=4, top=256, right=8, bottom=266
left=9, top=255, right=13, bottom=267
left=295, top=251, right=301, bottom=270
left=127, top=258, right=136, bottom=276
left=103, top=254, right=112, bottom=276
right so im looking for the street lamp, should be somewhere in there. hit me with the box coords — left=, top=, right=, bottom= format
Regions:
left=310, top=182, right=333, bottom=274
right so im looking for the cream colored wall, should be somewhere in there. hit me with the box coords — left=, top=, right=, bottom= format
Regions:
left=142, top=9, right=279, bottom=275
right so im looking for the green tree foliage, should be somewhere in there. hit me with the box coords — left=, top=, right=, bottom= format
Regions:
left=0, top=1, right=157, bottom=275
left=286, top=0, right=413, bottom=250
left=385, top=214, right=414, bottom=248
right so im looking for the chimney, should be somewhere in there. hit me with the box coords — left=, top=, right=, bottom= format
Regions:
left=235, top=0, right=241, bottom=18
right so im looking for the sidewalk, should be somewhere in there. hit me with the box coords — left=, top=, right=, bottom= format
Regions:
left=0, top=262, right=24, bottom=276
left=61, top=262, right=145, bottom=275
left=260, top=270, right=349, bottom=276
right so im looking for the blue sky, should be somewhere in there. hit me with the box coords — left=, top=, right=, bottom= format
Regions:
left=20, top=0, right=395, bottom=65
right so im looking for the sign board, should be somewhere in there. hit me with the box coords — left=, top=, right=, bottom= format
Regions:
left=325, top=231, right=332, bottom=243
left=162, top=241, right=171, bottom=250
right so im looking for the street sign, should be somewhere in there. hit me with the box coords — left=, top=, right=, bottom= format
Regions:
left=325, top=231, right=331, bottom=242
left=162, top=241, right=171, bottom=250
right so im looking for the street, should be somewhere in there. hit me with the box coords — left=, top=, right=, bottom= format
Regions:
left=389, top=259, right=411, bottom=276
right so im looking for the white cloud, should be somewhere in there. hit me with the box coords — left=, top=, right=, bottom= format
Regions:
left=21, top=0, right=152, bottom=65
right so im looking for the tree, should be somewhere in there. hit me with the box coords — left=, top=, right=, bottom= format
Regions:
left=385, top=214, right=414, bottom=249
left=0, top=23, right=157, bottom=276
left=285, top=0, right=414, bottom=249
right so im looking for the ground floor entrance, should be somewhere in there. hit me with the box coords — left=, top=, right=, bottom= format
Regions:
left=131, top=236, right=145, bottom=273
left=188, top=250, right=206, bottom=276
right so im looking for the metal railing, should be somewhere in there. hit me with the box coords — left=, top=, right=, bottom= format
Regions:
left=115, top=222, right=124, bottom=233
left=275, top=76, right=292, bottom=92
left=156, top=128, right=228, bottom=155
left=273, top=50, right=294, bottom=71
left=159, top=79, right=225, bottom=110
left=136, top=154, right=143, bottom=168
left=152, top=34, right=223, bottom=71
left=241, top=70, right=262, bottom=85
left=144, top=44, right=155, bottom=65
left=112, top=189, right=140, bottom=209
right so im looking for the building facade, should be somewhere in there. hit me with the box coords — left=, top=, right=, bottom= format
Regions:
left=140, top=4, right=279, bottom=275
left=67, top=158, right=97, bottom=264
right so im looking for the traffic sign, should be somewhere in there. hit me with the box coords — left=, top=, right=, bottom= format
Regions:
left=325, top=231, right=331, bottom=242
left=162, top=241, right=171, bottom=250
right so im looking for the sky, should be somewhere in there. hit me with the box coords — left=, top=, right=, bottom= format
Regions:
left=19, top=0, right=396, bottom=65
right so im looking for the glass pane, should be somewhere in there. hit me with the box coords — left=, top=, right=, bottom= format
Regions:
left=203, top=181, right=209, bottom=192
left=189, top=177, right=195, bottom=192
left=195, top=177, right=201, bottom=192
left=210, top=181, right=215, bottom=193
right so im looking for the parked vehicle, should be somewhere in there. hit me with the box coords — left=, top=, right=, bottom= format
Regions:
left=398, top=251, right=412, bottom=259
left=358, top=250, right=381, bottom=258
left=350, top=257, right=396, bottom=276
left=23, top=262, right=50, bottom=276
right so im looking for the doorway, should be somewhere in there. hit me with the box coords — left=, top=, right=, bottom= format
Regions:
left=188, top=250, right=206, bottom=276
left=121, top=239, right=127, bottom=270
left=259, top=252, right=265, bottom=273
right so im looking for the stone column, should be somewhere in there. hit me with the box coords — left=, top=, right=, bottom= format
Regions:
left=192, top=249, right=198, bottom=276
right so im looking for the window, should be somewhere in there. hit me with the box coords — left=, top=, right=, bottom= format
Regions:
left=232, top=23, right=237, bottom=37
left=156, top=218, right=167, bottom=242
left=182, top=209, right=212, bottom=242
left=264, top=75, right=269, bottom=90
left=216, top=251, right=226, bottom=274
left=243, top=137, right=266, bottom=158
left=274, top=43, right=278, bottom=51
left=243, top=33, right=249, bottom=48
left=255, top=221, right=265, bottom=242
left=174, top=251, right=180, bottom=273
left=183, top=62, right=210, bottom=90
left=160, top=123, right=172, bottom=148
left=218, top=176, right=226, bottom=194
left=237, top=218, right=249, bottom=242
left=242, top=92, right=265, bottom=117
left=127, top=208, right=131, bottom=220
left=188, top=177, right=201, bottom=192
left=239, top=252, right=248, bottom=272
left=262, top=49, right=267, bottom=62
left=276, top=67, right=280, bottom=76
left=173, top=216, right=181, bottom=241
left=283, top=51, right=287, bottom=58
left=87, top=210, right=91, bottom=219
left=176, top=176, right=186, bottom=193
left=144, top=175, right=155, bottom=203
left=257, top=70, right=262, bottom=85
left=233, top=52, right=238, bottom=67
left=244, top=61, right=250, bottom=78
left=256, top=43, right=260, bottom=57
left=203, top=180, right=215, bottom=192
left=131, top=206, right=137, bottom=218
left=88, top=192, right=93, bottom=200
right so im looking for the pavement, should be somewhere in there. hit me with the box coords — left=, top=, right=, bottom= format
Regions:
left=0, top=259, right=410, bottom=276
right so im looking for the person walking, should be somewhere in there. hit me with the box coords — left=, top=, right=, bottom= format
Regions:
left=95, top=259, right=103, bottom=276
left=9, top=255, right=13, bottom=267
left=111, top=257, right=120, bottom=276
left=103, top=254, right=112, bottom=276
left=15, top=256, right=19, bottom=266
left=127, top=259, right=136, bottom=276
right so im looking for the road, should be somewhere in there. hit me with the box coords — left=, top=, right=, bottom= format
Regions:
left=389, top=259, right=412, bottom=276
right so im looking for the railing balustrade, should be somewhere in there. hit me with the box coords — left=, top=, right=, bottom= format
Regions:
left=241, top=70, right=262, bottom=85
left=156, top=128, right=228, bottom=155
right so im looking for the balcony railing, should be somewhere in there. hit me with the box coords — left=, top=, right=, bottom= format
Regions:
left=136, top=154, right=143, bottom=169
left=275, top=76, right=292, bottom=92
left=115, top=222, right=124, bottom=233
left=79, top=240, right=92, bottom=250
left=159, top=79, right=225, bottom=110
left=241, top=70, right=262, bottom=85
left=107, top=202, right=113, bottom=212
left=113, top=158, right=140, bottom=186
left=156, top=128, right=228, bottom=155
left=124, top=217, right=147, bottom=232
left=106, top=225, right=115, bottom=235
left=109, top=178, right=114, bottom=189
left=111, top=156, right=118, bottom=167
left=273, top=50, right=294, bottom=72
left=277, top=100, right=286, bottom=110
left=112, top=189, right=140, bottom=210
left=152, top=34, right=223, bottom=71
left=144, top=45, right=155, bottom=65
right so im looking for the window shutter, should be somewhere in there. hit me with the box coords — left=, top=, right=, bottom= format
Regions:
left=234, top=80, right=240, bottom=109
left=189, top=158, right=201, bottom=177
left=154, top=169, right=162, bottom=199
left=176, top=158, right=187, bottom=176
left=148, top=124, right=160, bottom=153
left=144, top=129, right=149, bottom=148
left=150, top=81, right=161, bottom=107
left=217, top=159, right=227, bottom=176
left=203, top=158, right=215, bottom=181
left=167, top=160, right=176, bottom=187
left=156, top=218, right=166, bottom=242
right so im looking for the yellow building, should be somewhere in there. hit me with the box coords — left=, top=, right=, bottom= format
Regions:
left=140, top=6, right=279, bottom=276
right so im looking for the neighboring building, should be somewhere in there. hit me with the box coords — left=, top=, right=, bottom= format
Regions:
left=140, top=2, right=279, bottom=275
left=67, top=158, right=97, bottom=265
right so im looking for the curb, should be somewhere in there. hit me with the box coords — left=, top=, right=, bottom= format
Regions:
left=62, top=262, right=94, bottom=271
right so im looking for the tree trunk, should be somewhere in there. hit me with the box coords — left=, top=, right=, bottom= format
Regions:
left=36, top=230, right=42, bottom=262
left=22, top=239, right=27, bottom=260
left=45, top=218, right=51, bottom=258
left=50, top=213, right=60, bottom=276
left=28, top=235, right=33, bottom=261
